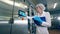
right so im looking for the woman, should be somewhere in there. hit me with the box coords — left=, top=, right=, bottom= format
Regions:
left=33, top=3, right=51, bottom=34
left=18, top=4, right=51, bottom=34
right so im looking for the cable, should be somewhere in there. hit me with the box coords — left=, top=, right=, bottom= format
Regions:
left=10, top=0, right=15, bottom=34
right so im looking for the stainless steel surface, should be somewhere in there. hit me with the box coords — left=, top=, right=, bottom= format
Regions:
left=12, top=24, right=28, bottom=34
left=0, top=21, right=10, bottom=34
left=0, top=20, right=28, bottom=34
left=0, top=0, right=29, bottom=20
left=13, top=20, right=28, bottom=34
left=0, top=23, right=10, bottom=34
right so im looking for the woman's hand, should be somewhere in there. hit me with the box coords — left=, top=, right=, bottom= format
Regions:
left=32, top=16, right=44, bottom=26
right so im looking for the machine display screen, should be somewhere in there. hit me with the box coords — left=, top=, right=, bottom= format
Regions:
left=18, top=10, right=26, bottom=17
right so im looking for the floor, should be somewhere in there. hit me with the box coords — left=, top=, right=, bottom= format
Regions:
left=49, top=29, right=60, bottom=34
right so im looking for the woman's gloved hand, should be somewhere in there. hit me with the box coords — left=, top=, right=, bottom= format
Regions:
left=32, top=16, right=44, bottom=26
